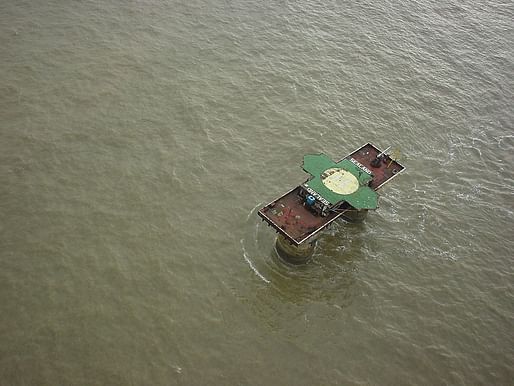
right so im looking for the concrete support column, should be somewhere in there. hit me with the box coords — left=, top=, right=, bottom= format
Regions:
left=275, top=235, right=316, bottom=264
left=342, top=209, right=368, bottom=222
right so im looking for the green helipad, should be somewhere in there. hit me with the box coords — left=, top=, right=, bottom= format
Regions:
left=302, top=154, right=378, bottom=210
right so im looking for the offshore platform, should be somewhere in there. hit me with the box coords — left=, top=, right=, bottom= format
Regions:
left=258, top=143, right=405, bottom=263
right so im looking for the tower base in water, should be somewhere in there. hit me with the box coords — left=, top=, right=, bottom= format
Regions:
left=275, top=235, right=316, bottom=264
left=341, top=209, right=368, bottom=222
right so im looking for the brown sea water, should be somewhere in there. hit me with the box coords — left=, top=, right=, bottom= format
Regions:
left=1, top=0, right=513, bottom=384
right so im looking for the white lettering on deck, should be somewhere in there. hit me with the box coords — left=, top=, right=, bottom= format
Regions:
left=349, top=158, right=373, bottom=175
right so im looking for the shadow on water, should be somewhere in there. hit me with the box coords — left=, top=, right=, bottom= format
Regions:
left=241, top=205, right=369, bottom=309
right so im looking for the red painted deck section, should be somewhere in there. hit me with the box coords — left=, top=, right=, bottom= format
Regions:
left=345, top=143, right=404, bottom=190
left=258, top=186, right=347, bottom=243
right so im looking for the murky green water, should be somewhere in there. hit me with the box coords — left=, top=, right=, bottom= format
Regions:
left=1, top=0, right=513, bottom=384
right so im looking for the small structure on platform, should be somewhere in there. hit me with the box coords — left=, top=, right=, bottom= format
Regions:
left=258, top=143, right=405, bottom=263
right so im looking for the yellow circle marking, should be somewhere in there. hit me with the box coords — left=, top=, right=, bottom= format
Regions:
left=321, top=168, right=359, bottom=195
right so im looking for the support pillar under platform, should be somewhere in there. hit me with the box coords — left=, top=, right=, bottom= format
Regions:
left=341, top=209, right=368, bottom=222
left=275, top=235, right=316, bottom=264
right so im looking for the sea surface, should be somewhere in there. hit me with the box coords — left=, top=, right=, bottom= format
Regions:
left=1, top=0, right=513, bottom=385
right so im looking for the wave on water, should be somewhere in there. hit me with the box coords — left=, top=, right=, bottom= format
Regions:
left=240, top=203, right=271, bottom=284
left=241, top=238, right=270, bottom=284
